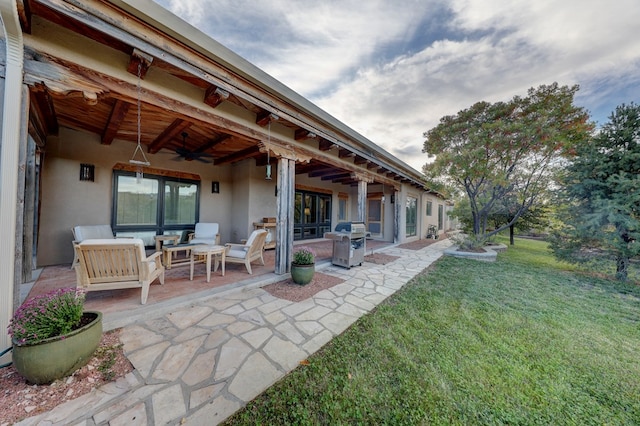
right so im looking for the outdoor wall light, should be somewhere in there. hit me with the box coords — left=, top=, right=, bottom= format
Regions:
left=79, top=163, right=95, bottom=182
left=212, top=181, right=220, bottom=193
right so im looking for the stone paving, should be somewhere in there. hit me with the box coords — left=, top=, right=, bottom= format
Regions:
left=16, top=239, right=452, bottom=425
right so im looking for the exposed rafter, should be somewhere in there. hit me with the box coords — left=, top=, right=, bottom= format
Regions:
left=147, top=119, right=192, bottom=154
left=126, top=48, right=153, bottom=79
left=318, top=139, right=337, bottom=151
left=256, top=111, right=279, bottom=127
left=214, top=145, right=260, bottom=165
left=204, top=86, right=229, bottom=109
left=101, top=99, right=130, bottom=145
left=294, top=129, right=317, bottom=141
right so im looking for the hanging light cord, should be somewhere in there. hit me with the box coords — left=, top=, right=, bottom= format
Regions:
left=130, top=61, right=150, bottom=166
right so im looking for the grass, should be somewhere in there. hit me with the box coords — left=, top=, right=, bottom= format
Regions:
left=223, top=238, right=640, bottom=425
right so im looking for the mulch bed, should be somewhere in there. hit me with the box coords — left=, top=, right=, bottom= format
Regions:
left=263, top=272, right=345, bottom=302
left=397, top=238, right=440, bottom=250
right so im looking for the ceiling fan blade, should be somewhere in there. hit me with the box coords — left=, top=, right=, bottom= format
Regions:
left=195, top=157, right=213, bottom=164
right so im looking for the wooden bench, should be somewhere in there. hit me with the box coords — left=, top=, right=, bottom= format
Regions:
left=74, top=238, right=164, bottom=304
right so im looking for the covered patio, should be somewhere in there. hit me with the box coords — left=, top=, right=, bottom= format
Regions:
left=25, top=239, right=394, bottom=328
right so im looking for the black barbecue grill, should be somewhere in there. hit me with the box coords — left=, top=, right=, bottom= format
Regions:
left=324, top=222, right=366, bottom=268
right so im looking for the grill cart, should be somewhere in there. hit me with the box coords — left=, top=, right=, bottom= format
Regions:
left=324, top=222, right=366, bottom=268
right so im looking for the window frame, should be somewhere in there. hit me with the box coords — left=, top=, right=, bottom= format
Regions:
left=111, top=170, right=201, bottom=246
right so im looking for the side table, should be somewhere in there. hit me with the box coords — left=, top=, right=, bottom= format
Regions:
left=154, top=234, right=180, bottom=251
left=190, top=245, right=226, bottom=282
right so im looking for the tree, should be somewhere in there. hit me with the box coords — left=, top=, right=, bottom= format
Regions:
left=550, top=103, right=640, bottom=281
left=422, top=83, right=592, bottom=244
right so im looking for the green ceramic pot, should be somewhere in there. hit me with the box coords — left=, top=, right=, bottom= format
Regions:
left=290, top=263, right=315, bottom=285
left=12, top=311, right=103, bottom=384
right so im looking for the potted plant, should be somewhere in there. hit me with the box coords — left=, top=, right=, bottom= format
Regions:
left=291, top=247, right=316, bottom=285
left=7, top=287, right=102, bottom=384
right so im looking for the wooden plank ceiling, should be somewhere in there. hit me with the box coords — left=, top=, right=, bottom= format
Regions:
left=23, top=0, right=423, bottom=189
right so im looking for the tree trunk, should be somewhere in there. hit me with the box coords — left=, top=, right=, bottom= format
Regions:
left=615, top=254, right=629, bottom=282
left=510, top=224, right=515, bottom=245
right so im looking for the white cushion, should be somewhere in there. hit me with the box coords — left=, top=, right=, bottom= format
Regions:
left=194, top=223, right=219, bottom=239
left=227, top=248, right=248, bottom=259
left=189, top=238, right=218, bottom=245
left=74, top=225, right=114, bottom=241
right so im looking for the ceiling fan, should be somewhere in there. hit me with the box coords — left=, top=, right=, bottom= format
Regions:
left=172, top=132, right=213, bottom=163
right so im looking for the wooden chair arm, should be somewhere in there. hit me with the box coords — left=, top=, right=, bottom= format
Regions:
left=225, top=242, right=248, bottom=249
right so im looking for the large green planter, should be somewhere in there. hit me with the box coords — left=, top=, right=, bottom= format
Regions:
left=12, top=311, right=103, bottom=384
left=291, top=263, right=315, bottom=285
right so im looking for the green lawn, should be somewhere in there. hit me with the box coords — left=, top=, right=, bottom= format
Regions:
left=224, top=238, right=640, bottom=425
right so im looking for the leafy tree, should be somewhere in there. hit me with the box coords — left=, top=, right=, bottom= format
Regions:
left=451, top=193, right=551, bottom=245
left=422, top=83, right=592, bottom=244
left=550, top=103, right=640, bottom=281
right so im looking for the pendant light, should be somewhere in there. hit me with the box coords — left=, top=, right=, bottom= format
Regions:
left=265, top=120, right=272, bottom=180
left=129, top=61, right=150, bottom=183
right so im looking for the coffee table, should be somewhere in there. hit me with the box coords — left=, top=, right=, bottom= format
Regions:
left=162, top=243, right=204, bottom=269
left=190, top=245, right=226, bottom=282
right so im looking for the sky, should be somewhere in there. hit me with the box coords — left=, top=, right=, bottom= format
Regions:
left=154, top=0, right=640, bottom=172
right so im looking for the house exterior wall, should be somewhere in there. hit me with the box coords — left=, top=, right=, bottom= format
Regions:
left=38, top=128, right=234, bottom=266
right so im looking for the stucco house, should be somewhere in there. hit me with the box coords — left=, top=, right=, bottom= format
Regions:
left=0, top=0, right=450, bottom=352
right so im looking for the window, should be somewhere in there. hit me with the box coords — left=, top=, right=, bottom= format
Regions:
left=338, top=194, right=348, bottom=221
left=426, top=200, right=433, bottom=216
left=406, top=196, right=417, bottom=237
left=113, top=171, right=199, bottom=246
left=438, top=204, right=444, bottom=230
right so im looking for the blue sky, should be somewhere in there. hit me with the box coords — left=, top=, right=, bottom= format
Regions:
left=154, top=0, right=640, bottom=172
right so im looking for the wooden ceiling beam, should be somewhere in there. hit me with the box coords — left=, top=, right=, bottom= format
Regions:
left=17, top=0, right=32, bottom=34
left=147, top=118, right=192, bottom=154
left=197, top=134, right=231, bottom=152
left=204, top=85, right=229, bottom=109
left=101, top=99, right=130, bottom=145
left=126, top=48, right=154, bottom=79
left=256, top=111, right=279, bottom=127
left=353, top=155, right=368, bottom=165
left=318, top=139, right=338, bottom=151
left=214, top=145, right=260, bottom=165
left=321, top=172, right=351, bottom=181
left=294, top=129, right=317, bottom=141
left=339, top=148, right=355, bottom=158
left=307, top=167, right=339, bottom=178
left=30, top=87, right=58, bottom=136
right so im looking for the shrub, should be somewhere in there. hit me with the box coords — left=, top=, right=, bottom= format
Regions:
left=8, top=288, right=86, bottom=345
left=293, top=247, right=316, bottom=265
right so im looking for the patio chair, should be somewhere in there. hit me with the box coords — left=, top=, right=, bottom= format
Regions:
left=188, top=222, right=220, bottom=245
left=74, top=238, right=164, bottom=304
left=224, top=229, right=268, bottom=274
left=71, top=225, right=117, bottom=268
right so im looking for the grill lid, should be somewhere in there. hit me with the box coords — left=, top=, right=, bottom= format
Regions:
left=335, top=222, right=365, bottom=236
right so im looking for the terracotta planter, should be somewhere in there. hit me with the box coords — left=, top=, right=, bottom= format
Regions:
left=291, top=263, right=315, bottom=285
left=12, top=311, right=103, bottom=384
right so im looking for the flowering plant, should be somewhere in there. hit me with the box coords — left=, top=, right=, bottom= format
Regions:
left=8, top=287, right=86, bottom=345
left=293, top=247, right=315, bottom=265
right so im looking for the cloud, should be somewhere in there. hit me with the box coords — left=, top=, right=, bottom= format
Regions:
left=155, top=0, right=640, bottom=171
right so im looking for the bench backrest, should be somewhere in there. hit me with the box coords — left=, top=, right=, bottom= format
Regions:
left=76, top=239, right=147, bottom=284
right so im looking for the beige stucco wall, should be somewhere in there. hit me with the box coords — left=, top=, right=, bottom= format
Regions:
left=38, top=128, right=232, bottom=266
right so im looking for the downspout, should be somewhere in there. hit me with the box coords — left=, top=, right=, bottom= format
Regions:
left=0, top=0, right=24, bottom=361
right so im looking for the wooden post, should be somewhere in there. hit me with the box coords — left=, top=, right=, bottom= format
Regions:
left=357, top=179, right=367, bottom=223
left=275, top=157, right=295, bottom=274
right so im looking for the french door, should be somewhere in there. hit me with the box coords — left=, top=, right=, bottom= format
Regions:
left=294, top=190, right=331, bottom=240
